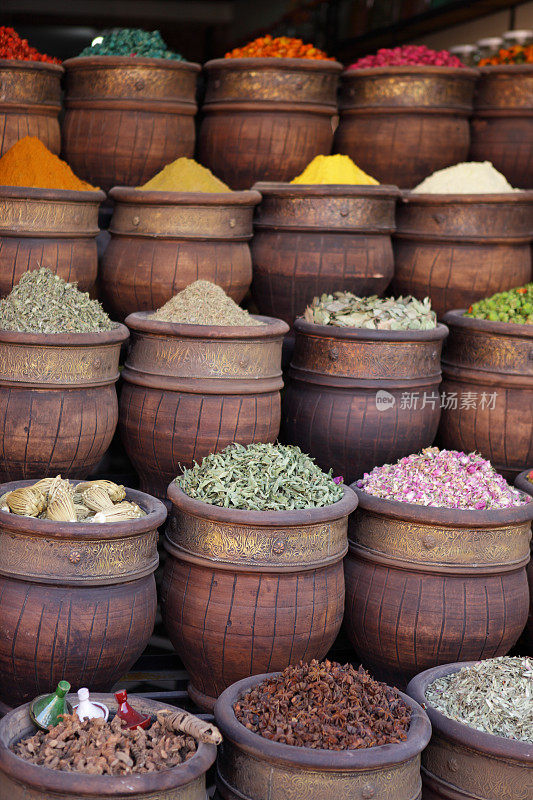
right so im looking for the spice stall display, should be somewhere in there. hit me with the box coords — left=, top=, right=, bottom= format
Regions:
left=161, top=443, right=358, bottom=710
left=120, top=284, right=288, bottom=497
left=0, top=137, right=104, bottom=297
left=407, top=659, right=532, bottom=800
left=0, top=269, right=128, bottom=480
left=213, top=661, right=431, bottom=800
left=281, top=298, right=447, bottom=484
left=392, top=163, right=532, bottom=318
left=345, top=449, right=532, bottom=688
left=0, top=28, right=62, bottom=158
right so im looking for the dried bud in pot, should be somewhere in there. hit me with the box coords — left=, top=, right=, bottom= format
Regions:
left=6, top=487, right=46, bottom=517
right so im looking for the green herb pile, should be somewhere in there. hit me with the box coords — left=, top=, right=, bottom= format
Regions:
left=304, top=292, right=436, bottom=330
left=79, top=29, right=184, bottom=60
left=178, top=443, right=344, bottom=510
left=465, top=284, right=533, bottom=325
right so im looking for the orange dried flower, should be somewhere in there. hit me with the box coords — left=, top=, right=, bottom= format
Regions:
left=225, top=34, right=333, bottom=60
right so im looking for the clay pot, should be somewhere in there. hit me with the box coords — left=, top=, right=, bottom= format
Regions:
left=407, top=662, right=532, bottom=800
left=62, top=57, right=200, bottom=191
left=251, top=183, right=399, bottom=326
left=161, top=484, right=358, bottom=711
left=392, top=192, right=533, bottom=318
left=101, top=188, right=261, bottom=320
left=438, top=310, right=533, bottom=481
left=120, top=313, right=288, bottom=498
left=0, top=693, right=215, bottom=798
left=0, top=187, right=106, bottom=298
left=470, top=65, right=533, bottom=189
left=516, top=469, right=533, bottom=655
left=0, top=59, right=62, bottom=157
left=198, top=58, right=342, bottom=190
left=0, top=482, right=166, bottom=707
left=345, top=486, right=532, bottom=688
left=0, top=325, right=129, bottom=481
left=335, top=66, right=478, bottom=188
left=213, top=672, right=431, bottom=800
left=282, top=319, right=448, bottom=485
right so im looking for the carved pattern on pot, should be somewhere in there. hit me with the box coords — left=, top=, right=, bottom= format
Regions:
left=341, top=71, right=476, bottom=111
left=204, top=63, right=340, bottom=106
left=444, top=328, right=533, bottom=376
left=0, top=344, right=119, bottom=385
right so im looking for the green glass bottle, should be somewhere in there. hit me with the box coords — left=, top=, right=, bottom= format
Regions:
left=30, top=680, right=73, bottom=730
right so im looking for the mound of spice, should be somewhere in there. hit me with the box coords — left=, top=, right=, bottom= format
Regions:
left=79, top=28, right=184, bottom=60
left=178, top=442, right=343, bottom=510
left=152, top=280, right=262, bottom=326
left=0, top=268, right=114, bottom=333
left=291, top=155, right=379, bottom=185
left=356, top=448, right=529, bottom=510
left=348, top=44, right=463, bottom=69
left=480, top=44, right=533, bottom=65
left=0, top=136, right=97, bottom=191
left=465, top=284, right=533, bottom=325
left=412, top=161, right=519, bottom=194
left=426, top=657, right=533, bottom=743
left=225, top=35, right=333, bottom=60
left=234, top=659, right=411, bottom=750
left=304, top=292, right=436, bottom=330
left=139, top=157, right=230, bottom=192
left=0, top=26, right=60, bottom=64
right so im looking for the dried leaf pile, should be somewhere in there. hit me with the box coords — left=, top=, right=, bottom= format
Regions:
left=304, top=292, right=436, bottom=330
left=234, top=659, right=412, bottom=750
left=13, top=713, right=197, bottom=774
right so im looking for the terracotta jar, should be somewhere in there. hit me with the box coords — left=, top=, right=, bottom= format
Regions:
left=0, top=59, right=62, bottom=157
left=120, top=313, right=288, bottom=498
left=407, top=662, right=532, bottom=800
left=198, top=58, right=342, bottom=189
left=392, top=192, right=533, bottom=318
left=515, top=469, right=533, bottom=655
left=0, top=693, right=215, bottom=798
left=345, top=485, right=532, bottom=688
left=101, top=188, right=261, bottom=320
left=251, top=183, right=399, bottom=326
left=282, top=318, right=448, bottom=484
left=0, top=325, right=128, bottom=481
left=335, top=66, right=478, bottom=188
left=0, top=187, right=105, bottom=298
left=439, top=311, right=533, bottom=480
left=62, top=57, right=200, bottom=191
left=0, top=482, right=166, bottom=708
left=213, top=672, right=431, bottom=800
left=161, top=483, right=358, bottom=711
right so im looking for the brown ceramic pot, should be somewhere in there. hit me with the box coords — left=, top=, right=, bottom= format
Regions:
left=0, top=324, right=129, bottom=481
left=345, top=486, right=532, bottom=689
left=516, top=469, right=533, bottom=655
left=470, top=65, right=533, bottom=189
left=407, top=662, right=532, bottom=800
left=0, top=59, right=62, bottom=157
left=101, top=188, right=261, bottom=320
left=335, top=66, right=478, bottom=188
left=392, top=192, right=533, bottom=318
left=198, top=58, right=342, bottom=190
left=120, top=313, right=288, bottom=498
left=62, top=56, right=200, bottom=191
left=251, top=183, right=399, bottom=326
left=282, top=319, right=448, bottom=485
left=0, top=693, right=215, bottom=798
left=0, top=482, right=166, bottom=707
left=161, top=484, right=358, bottom=711
left=438, top=311, right=533, bottom=481
left=0, top=186, right=106, bottom=297
left=213, top=672, right=431, bottom=800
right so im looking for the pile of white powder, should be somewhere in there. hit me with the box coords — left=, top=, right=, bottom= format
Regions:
left=413, top=161, right=520, bottom=194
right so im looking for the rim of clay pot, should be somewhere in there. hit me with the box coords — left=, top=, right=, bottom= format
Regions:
left=443, top=309, right=533, bottom=338
left=125, top=311, right=289, bottom=339
left=214, top=672, right=431, bottom=770
left=205, top=56, right=343, bottom=72
left=479, top=63, right=533, bottom=74
left=515, top=469, right=533, bottom=496
left=0, top=694, right=216, bottom=796
left=341, top=65, right=478, bottom=78
left=0, top=480, right=167, bottom=539
left=0, top=58, right=63, bottom=74
left=253, top=182, right=401, bottom=198
left=0, top=322, right=129, bottom=347
left=350, top=484, right=533, bottom=527
left=293, top=317, right=449, bottom=343
left=401, top=190, right=533, bottom=204
left=406, top=662, right=532, bottom=763
left=0, top=185, right=106, bottom=202
left=168, top=483, right=358, bottom=526
left=63, top=55, right=201, bottom=71
left=109, top=186, right=261, bottom=205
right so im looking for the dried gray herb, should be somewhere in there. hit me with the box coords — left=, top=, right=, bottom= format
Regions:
left=177, top=442, right=343, bottom=510
left=152, top=281, right=263, bottom=326
left=303, top=292, right=436, bottom=330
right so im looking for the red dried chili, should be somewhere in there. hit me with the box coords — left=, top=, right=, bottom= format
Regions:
left=0, top=27, right=60, bottom=64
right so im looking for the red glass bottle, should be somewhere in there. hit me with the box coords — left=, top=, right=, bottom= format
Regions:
left=114, top=690, right=151, bottom=729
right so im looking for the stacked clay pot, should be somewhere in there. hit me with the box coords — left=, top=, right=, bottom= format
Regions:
left=515, top=469, right=533, bottom=655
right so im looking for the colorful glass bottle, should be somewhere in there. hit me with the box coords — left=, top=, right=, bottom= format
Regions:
left=30, top=680, right=72, bottom=730
left=114, top=690, right=151, bottom=729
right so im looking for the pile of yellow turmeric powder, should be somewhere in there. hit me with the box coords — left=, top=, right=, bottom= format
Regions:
left=139, top=157, right=231, bottom=192
left=0, top=136, right=96, bottom=191
left=291, top=155, right=379, bottom=185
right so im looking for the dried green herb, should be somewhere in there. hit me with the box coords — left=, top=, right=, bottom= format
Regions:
left=304, top=292, right=436, bottom=330
left=425, top=656, right=533, bottom=743
left=177, top=442, right=343, bottom=510
left=0, top=268, right=115, bottom=333
left=152, top=281, right=262, bottom=326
